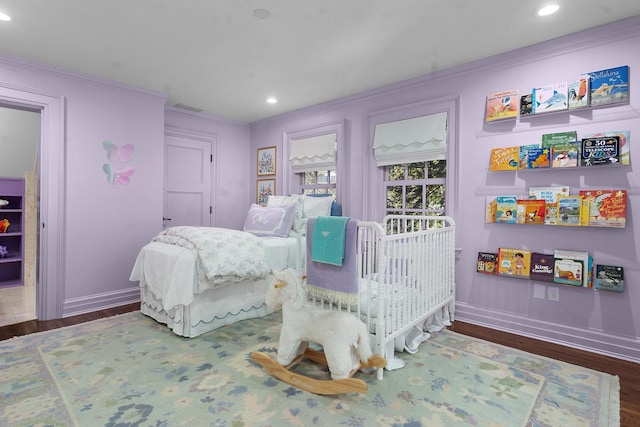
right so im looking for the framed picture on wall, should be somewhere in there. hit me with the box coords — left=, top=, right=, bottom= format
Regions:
left=256, top=179, right=275, bottom=206
left=257, top=146, right=277, bottom=176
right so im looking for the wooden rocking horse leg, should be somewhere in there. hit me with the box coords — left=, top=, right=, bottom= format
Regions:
left=251, top=351, right=369, bottom=395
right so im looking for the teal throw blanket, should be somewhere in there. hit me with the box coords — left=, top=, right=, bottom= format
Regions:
left=311, top=216, right=350, bottom=266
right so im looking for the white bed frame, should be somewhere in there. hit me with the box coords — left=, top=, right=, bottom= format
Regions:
left=308, top=215, right=456, bottom=379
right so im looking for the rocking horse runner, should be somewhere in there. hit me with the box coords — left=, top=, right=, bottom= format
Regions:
left=251, top=269, right=386, bottom=395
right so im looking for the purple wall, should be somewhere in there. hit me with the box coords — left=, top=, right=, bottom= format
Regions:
left=0, top=53, right=167, bottom=317
left=249, top=17, right=640, bottom=362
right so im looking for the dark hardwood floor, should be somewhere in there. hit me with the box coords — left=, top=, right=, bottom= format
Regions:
left=1, top=305, right=638, bottom=426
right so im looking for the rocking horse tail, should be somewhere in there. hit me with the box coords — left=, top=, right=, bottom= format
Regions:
left=356, top=321, right=373, bottom=363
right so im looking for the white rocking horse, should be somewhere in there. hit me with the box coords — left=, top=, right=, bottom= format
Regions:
left=251, top=268, right=386, bottom=395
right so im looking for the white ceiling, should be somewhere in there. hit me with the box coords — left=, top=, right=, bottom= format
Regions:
left=1, top=1, right=639, bottom=123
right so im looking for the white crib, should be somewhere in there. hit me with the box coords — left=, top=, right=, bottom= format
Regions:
left=307, top=215, right=456, bottom=379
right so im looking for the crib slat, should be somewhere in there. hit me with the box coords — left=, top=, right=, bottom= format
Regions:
left=308, top=215, right=456, bottom=380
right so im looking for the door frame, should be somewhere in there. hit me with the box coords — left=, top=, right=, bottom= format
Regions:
left=164, top=126, right=216, bottom=226
left=0, top=82, right=66, bottom=320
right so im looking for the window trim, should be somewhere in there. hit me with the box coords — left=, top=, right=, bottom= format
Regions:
left=282, top=120, right=346, bottom=202
left=364, top=95, right=459, bottom=222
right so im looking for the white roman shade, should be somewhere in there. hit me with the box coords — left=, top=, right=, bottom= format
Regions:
left=289, top=133, right=337, bottom=173
left=373, top=112, right=447, bottom=166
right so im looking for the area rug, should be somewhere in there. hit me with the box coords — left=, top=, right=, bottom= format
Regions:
left=0, top=311, right=619, bottom=427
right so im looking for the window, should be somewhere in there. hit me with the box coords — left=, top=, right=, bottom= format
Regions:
left=284, top=121, right=345, bottom=201
left=301, top=170, right=337, bottom=195
left=385, top=160, right=446, bottom=216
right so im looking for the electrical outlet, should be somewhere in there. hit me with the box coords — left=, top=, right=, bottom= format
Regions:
left=548, top=287, right=560, bottom=301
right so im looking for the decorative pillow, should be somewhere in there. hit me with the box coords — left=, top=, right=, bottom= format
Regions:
left=303, top=195, right=333, bottom=218
left=267, top=195, right=304, bottom=235
left=243, top=203, right=296, bottom=237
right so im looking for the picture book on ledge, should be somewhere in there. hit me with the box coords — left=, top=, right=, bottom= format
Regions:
left=532, top=82, right=568, bottom=114
left=583, top=130, right=630, bottom=165
left=589, top=65, right=629, bottom=107
left=516, top=200, right=545, bottom=224
left=529, top=253, right=554, bottom=283
left=580, top=136, right=620, bottom=166
left=492, top=196, right=518, bottom=224
left=556, top=195, right=583, bottom=226
left=541, top=131, right=578, bottom=148
left=529, top=186, right=569, bottom=225
left=485, top=90, right=519, bottom=122
left=553, top=258, right=583, bottom=286
left=551, top=143, right=579, bottom=168
left=498, top=248, right=531, bottom=279
left=554, top=249, right=593, bottom=288
left=477, top=252, right=498, bottom=275
left=518, top=144, right=540, bottom=169
left=489, top=146, right=519, bottom=171
left=579, top=189, right=627, bottom=228
left=568, top=75, right=590, bottom=110
left=527, top=147, right=552, bottom=168
left=595, top=265, right=624, bottom=292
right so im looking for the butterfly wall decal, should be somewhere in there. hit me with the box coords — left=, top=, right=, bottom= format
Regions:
left=103, top=164, right=134, bottom=185
left=103, top=140, right=134, bottom=163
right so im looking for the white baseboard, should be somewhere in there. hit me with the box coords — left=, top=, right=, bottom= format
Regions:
left=63, top=287, right=140, bottom=318
left=455, top=302, right=640, bottom=364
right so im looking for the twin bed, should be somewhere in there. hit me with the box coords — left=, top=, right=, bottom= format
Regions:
left=130, top=195, right=456, bottom=376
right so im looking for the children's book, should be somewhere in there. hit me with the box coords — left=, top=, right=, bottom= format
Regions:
left=485, top=197, right=497, bottom=223
left=498, top=248, right=531, bottom=279
left=528, top=186, right=570, bottom=225
left=489, top=147, right=519, bottom=171
left=520, top=93, right=532, bottom=116
left=583, top=131, right=630, bottom=165
left=556, top=196, right=582, bottom=226
left=532, top=82, right=568, bottom=114
left=518, top=144, right=540, bottom=169
left=527, top=147, right=551, bottom=168
left=589, top=65, right=629, bottom=107
left=495, top=196, right=518, bottom=224
left=595, top=265, right=624, bottom=292
left=477, top=252, right=499, bottom=275
left=580, top=136, right=620, bottom=166
left=554, top=249, right=593, bottom=287
left=551, top=143, right=579, bottom=168
left=553, top=258, right=584, bottom=286
left=485, top=90, right=519, bottom=122
left=516, top=199, right=546, bottom=224
left=579, top=189, right=627, bottom=228
left=529, top=253, right=555, bottom=283
left=541, top=131, right=578, bottom=148
left=567, top=76, right=590, bottom=110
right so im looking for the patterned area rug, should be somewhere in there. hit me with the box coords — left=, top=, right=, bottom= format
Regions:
left=0, top=311, right=619, bottom=426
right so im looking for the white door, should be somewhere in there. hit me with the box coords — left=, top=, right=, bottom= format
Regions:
left=164, top=129, right=213, bottom=228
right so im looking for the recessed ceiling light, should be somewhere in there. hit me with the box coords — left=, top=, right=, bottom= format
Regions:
left=0, top=11, right=11, bottom=21
left=253, top=8, right=271, bottom=20
left=266, top=97, right=278, bottom=104
left=537, top=4, right=559, bottom=16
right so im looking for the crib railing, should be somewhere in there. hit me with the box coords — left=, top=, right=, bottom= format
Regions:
left=308, top=215, right=456, bottom=380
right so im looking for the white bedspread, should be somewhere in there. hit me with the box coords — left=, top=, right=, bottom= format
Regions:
left=130, top=231, right=302, bottom=310
left=152, top=226, right=271, bottom=284
left=131, top=242, right=196, bottom=310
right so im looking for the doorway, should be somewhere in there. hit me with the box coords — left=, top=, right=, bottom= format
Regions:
left=0, top=106, right=39, bottom=325
left=0, top=83, right=65, bottom=321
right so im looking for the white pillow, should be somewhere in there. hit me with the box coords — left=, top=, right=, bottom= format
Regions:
left=303, top=195, right=333, bottom=218
left=267, top=195, right=304, bottom=235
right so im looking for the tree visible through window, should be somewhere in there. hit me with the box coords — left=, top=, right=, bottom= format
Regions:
left=301, top=170, right=337, bottom=195
left=385, top=160, right=445, bottom=216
